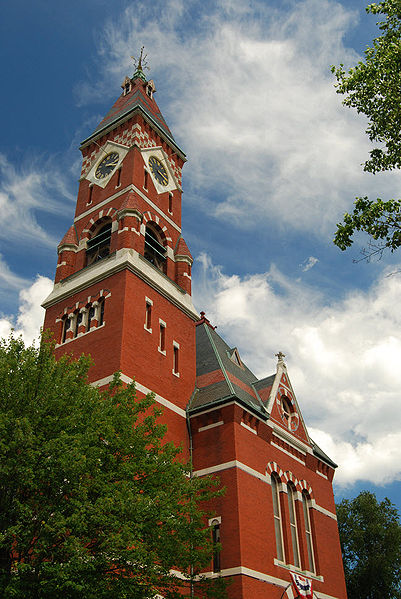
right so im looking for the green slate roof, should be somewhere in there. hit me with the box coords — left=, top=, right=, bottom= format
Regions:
left=191, top=315, right=337, bottom=469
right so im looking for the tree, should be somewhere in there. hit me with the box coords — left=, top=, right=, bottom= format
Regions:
left=336, top=491, right=401, bottom=599
left=332, top=1, right=401, bottom=259
left=0, top=334, right=226, bottom=599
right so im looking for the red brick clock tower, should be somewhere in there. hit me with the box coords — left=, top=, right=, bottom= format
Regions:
left=42, top=57, right=347, bottom=599
left=42, top=57, right=197, bottom=448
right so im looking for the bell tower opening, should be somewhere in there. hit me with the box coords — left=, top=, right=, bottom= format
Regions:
left=144, top=223, right=167, bottom=273
left=86, top=221, right=112, bottom=266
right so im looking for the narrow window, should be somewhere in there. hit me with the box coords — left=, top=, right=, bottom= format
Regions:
left=211, top=520, right=221, bottom=572
left=87, top=305, right=95, bottom=332
left=98, top=298, right=105, bottom=326
left=116, top=167, right=122, bottom=187
left=173, top=344, right=179, bottom=375
left=271, top=473, right=284, bottom=562
left=87, top=185, right=93, bottom=205
left=61, top=317, right=70, bottom=343
left=145, top=301, right=152, bottom=330
left=74, top=312, right=82, bottom=338
left=144, top=169, right=148, bottom=190
left=168, top=192, right=173, bottom=213
left=159, top=323, right=166, bottom=353
left=302, top=491, right=315, bottom=573
left=287, top=483, right=300, bottom=567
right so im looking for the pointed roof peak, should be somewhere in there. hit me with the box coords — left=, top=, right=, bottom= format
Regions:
left=131, top=46, right=149, bottom=82
left=275, top=351, right=287, bottom=371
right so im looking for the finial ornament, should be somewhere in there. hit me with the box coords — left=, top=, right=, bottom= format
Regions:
left=275, top=351, right=286, bottom=363
left=131, top=46, right=149, bottom=74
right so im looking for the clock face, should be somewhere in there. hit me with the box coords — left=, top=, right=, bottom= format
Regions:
left=148, top=155, right=169, bottom=186
left=95, top=152, right=120, bottom=180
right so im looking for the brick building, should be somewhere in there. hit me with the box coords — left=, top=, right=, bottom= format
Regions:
left=42, top=61, right=347, bottom=599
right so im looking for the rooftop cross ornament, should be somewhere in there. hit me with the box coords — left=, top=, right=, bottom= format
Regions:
left=275, top=351, right=286, bottom=364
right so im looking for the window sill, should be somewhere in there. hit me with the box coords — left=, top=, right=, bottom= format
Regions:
left=273, top=559, right=323, bottom=582
left=144, top=325, right=152, bottom=333
left=158, top=348, right=166, bottom=356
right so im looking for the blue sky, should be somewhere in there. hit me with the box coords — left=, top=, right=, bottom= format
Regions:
left=2, top=0, right=401, bottom=512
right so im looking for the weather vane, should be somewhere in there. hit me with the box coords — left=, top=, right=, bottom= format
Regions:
left=131, top=46, right=149, bottom=72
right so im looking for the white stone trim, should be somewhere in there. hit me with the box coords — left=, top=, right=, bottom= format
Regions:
left=208, top=516, right=221, bottom=526
left=201, top=566, right=342, bottom=598
left=194, top=460, right=269, bottom=483
left=74, top=183, right=181, bottom=234
left=273, top=559, right=324, bottom=582
left=311, top=499, right=337, bottom=521
left=42, top=247, right=199, bottom=321
left=271, top=441, right=306, bottom=465
left=272, top=424, right=312, bottom=454
left=198, top=421, right=224, bottom=432
left=316, top=469, right=328, bottom=480
left=240, top=421, right=257, bottom=435
left=91, top=373, right=187, bottom=418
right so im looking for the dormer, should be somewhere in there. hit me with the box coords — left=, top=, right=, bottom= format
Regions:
left=121, top=76, right=132, bottom=96
left=146, top=79, right=156, bottom=99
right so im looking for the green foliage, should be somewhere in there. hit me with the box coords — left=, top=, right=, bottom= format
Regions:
left=337, top=491, right=401, bottom=599
left=332, top=1, right=401, bottom=256
left=0, top=334, right=226, bottom=599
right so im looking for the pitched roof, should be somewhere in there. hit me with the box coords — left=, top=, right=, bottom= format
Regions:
left=191, top=318, right=267, bottom=416
left=80, top=75, right=184, bottom=156
left=191, top=314, right=337, bottom=469
left=174, top=236, right=193, bottom=261
left=58, top=225, right=78, bottom=248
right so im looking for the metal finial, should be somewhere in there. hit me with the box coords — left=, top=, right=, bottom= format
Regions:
left=275, top=351, right=286, bottom=363
left=131, top=46, right=149, bottom=72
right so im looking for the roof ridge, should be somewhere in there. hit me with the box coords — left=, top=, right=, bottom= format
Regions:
left=203, top=324, right=235, bottom=397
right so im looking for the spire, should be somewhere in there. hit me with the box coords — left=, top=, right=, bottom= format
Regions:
left=131, top=46, right=148, bottom=82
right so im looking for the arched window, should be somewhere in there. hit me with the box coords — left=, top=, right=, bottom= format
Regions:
left=271, top=473, right=284, bottom=562
left=87, top=305, right=95, bottom=332
left=302, top=491, right=315, bottom=573
left=210, top=519, right=221, bottom=572
left=86, top=222, right=112, bottom=266
left=61, top=316, right=70, bottom=343
left=144, top=223, right=166, bottom=273
left=98, top=298, right=105, bottom=326
left=287, top=482, right=300, bottom=567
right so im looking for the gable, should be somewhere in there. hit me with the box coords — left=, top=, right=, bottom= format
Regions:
left=268, top=371, right=310, bottom=445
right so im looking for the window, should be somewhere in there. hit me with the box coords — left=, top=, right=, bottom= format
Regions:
left=159, top=322, right=166, bottom=353
left=86, top=222, right=112, bottom=266
left=173, top=344, right=179, bottom=375
left=145, top=301, right=152, bottom=331
left=287, top=483, right=300, bottom=567
left=98, top=298, right=105, bottom=326
left=144, top=169, right=149, bottom=189
left=61, top=316, right=70, bottom=343
left=211, top=519, right=221, bottom=572
left=116, top=167, right=122, bottom=187
left=87, top=184, right=93, bottom=205
left=168, top=192, right=173, bottom=213
left=87, top=305, right=95, bottom=332
left=74, top=311, right=83, bottom=338
left=302, top=491, right=315, bottom=573
left=271, top=473, right=284, bottom=562
left=144, top=224, right=167, bottom=273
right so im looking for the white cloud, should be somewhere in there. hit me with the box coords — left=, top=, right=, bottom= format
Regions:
left=0, top=153, right=74, bottom=248
left=193, top=253, right=401, bottom=486
left=87, top=0, right=401, bottom=237
left=300, top=256, right=319, bottom=272
left=0, top=276, right=53, bottom=346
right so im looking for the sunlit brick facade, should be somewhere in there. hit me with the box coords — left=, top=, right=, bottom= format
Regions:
left=43, top=63, right=347, bottom=599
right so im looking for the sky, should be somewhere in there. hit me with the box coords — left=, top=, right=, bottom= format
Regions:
left=1, top=0, right=401, bottom=511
